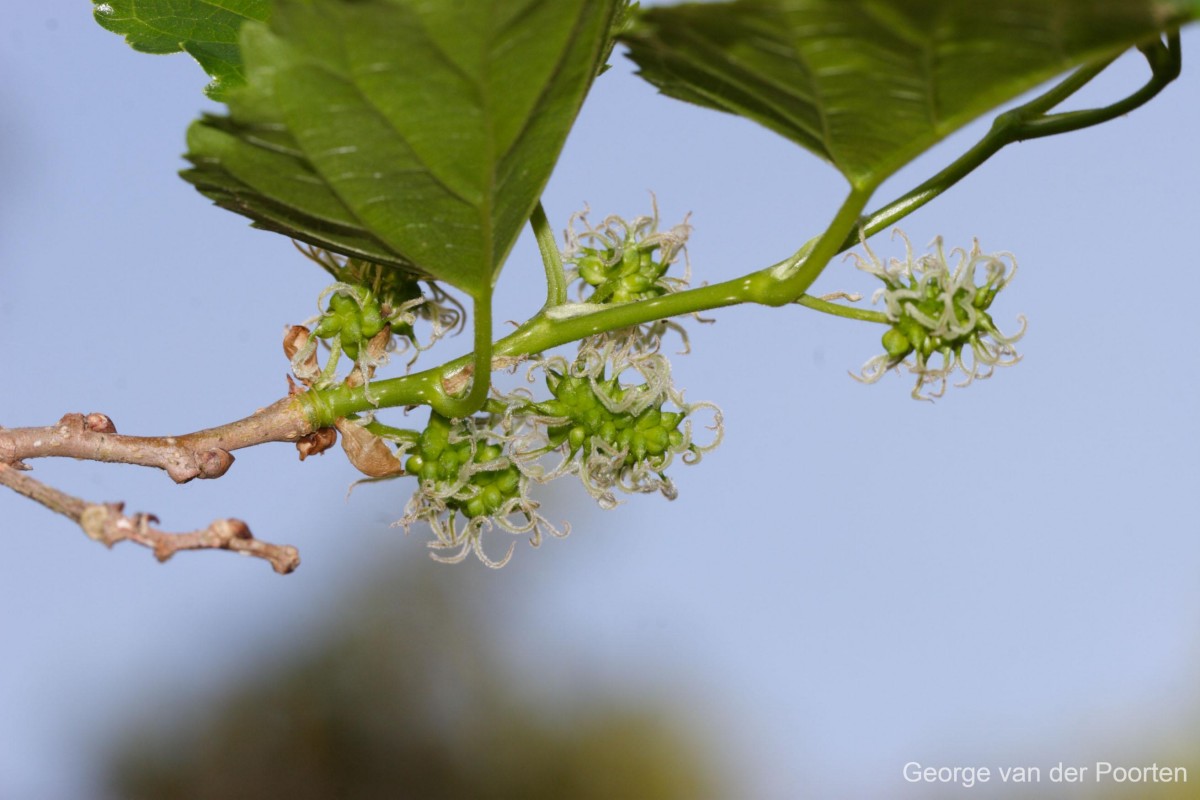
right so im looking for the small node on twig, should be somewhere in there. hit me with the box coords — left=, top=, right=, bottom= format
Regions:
left=55, top=412, right=85, bottom=435
left=84, top=413, right=117, bottom=434
left=296, top=427, right=338, bottom=460
left=222, top=519, right=253, bottom=540
left=80, top=504, right=116, bottom=545
left=198, top=449, right=235, bottom=479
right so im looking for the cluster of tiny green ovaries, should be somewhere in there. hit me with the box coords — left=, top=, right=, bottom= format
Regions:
left=295, top=242, right=465, bottom=350
left=851, top=232, right=1026, bottom=400
left=878, top=270, right=1003, bottom=364
left=562, top=201, right=691, bottom=307
left=538, top=371, right=685, bottom=468
left=312, top=286, right=388, bottom=360
left=403, top=412, right=522, bottom=520
left=396, top=412, right=561, bottom=569
left=511, top=341, right=721, bottom=510
left=574, top=240, right=672, bottom=304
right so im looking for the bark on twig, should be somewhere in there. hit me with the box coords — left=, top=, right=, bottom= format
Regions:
left=0, top=397, right=314, bottom=483
left=0, top=395, right=315, bottom=573
left=0, top=462, right=300, bottom=574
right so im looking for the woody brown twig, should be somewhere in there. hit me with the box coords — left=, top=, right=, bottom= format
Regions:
left=0, top=394, right=317, bottom=573
left=0, top=397, right=314, bottom=482
left=0, top=461, right=300, bottom=573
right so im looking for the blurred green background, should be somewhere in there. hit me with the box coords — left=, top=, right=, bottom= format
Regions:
left=108, top=558, right=724, bottom=800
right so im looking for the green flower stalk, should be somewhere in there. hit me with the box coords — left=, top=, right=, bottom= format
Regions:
left=850, top=232, right=1027, bottom=400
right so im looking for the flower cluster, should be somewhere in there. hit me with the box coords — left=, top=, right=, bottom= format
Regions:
left=560, top=199, right=696, bottom=353
left=288, top=212, right=721, bottom=569
left=311, top=285, right=387, bottom=360
left=542, top=372, right=685, bottom=470
left=850, top=232, right=1027, bottom=400
left=563, top=202, right=690, bottom=304
left=394, top=336, right=721, bottom=567
left=396, top=412, right=560, bottom=568
left=292, top=244, right=463, bottom=385
left=509, top=335, right=722, bottom=511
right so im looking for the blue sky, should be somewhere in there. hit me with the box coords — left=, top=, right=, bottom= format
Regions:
left=2, top=4, right=1199, bottom=798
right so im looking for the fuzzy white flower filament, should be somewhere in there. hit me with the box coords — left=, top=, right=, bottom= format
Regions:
left=850, top=231, right=1027, bottom=400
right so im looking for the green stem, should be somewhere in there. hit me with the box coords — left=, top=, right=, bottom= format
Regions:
left=299, top=36, right=1182, bottom=427
left=796, top=295, right=889, bottom=324
left=300, top=190, right=871, bottom=425
left=761, top=186, right=874, bottom=304
left=361, top=419, right=421, bottom=445
left=1011, top=56, right=1115, bottom=118
left=304, top=289, right=495, bottom=425
left=848, top=33, right=1179, bottom=247
left=427, top=287, right=494, bottom=418
left=530, top=201, right=567, bottom=307
left=1018, top=33, right=1180, bottom=139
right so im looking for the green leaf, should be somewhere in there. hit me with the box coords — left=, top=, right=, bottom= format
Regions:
left=622, top=0, right=1196, bottom=189
left=92, top=0, right=269, bottom=100
left=183, top=0, right=627, bottom=297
